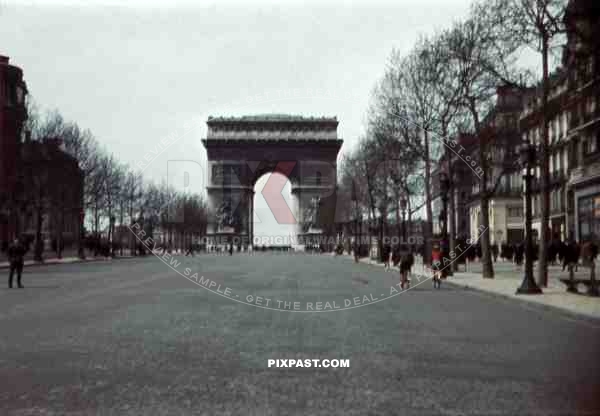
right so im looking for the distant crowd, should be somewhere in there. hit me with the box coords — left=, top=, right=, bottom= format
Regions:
left=341, top=235, right=599, bottom=271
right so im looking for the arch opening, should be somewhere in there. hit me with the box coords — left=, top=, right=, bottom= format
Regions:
left=252, top=172, right=297, bottom=251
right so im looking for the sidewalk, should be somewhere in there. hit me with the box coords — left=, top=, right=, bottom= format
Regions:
left=341, top=253, right=600, bottom=320
left=0, top=254, right=136, bottom=269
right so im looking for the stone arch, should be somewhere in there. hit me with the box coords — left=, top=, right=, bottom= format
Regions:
left=202, top=115, right=343, bottom=251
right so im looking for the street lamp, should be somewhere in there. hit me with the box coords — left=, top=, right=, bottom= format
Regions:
left=439, top=172, right=451, bottom=278
left=378, top=202, right=386, bottom=263
left=516, top=141, right=542, bottom=295
left=351, top=181, right=359, bottom=262
left=400, top=196, right=407, bottom=243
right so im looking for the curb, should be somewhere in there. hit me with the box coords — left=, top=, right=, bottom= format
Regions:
left=0, top=255, right=139, bottom=270
left=443, top=279, right=600, bottom=327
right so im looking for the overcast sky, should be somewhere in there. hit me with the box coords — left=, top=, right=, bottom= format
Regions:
left=1, top=0, right=478, bottom=238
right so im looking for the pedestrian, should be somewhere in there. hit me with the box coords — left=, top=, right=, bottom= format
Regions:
left=383, top=243, right=391, bottom=271
left=7, top=237, right=27, bottom=289
left=431, top=241, right=442, bottom=289
left=514, top=241, right=524, bottom=267
left=399, top=245, right=411, bottom=289
left=185, top=243, right=194, bottom=257
left=491, top=244, right=499, bottom=263
left=563, top=239, right=576, bottom=271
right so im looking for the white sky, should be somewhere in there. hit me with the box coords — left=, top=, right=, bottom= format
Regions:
left=2, top=0, right=535, bottom=238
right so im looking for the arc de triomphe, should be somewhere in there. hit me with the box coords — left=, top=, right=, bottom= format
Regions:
left=202, top=114, right=343, bottom=251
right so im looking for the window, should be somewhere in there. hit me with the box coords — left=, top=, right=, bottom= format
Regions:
left=551, top=190, right=561, bottom=211
left=4, top=81, right=15, bottom=106
left=508, top=206, right=523, bottom=218
left=586, top=136, right=598, bottom=154
left=15, top=85, right=24, bottom=105
left=578, top=194, right=600, bottom=241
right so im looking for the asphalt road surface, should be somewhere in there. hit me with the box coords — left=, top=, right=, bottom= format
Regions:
left=1, top=253, right=599, bottom=415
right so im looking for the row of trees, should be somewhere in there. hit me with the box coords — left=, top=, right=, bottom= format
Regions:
left=339, top=0, right=567, bottom=283
left=24, top=104, right=209, bottom=257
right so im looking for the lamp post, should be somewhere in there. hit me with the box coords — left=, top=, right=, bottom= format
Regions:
left=517, top=141, right=543, bottom=295
left=439, top=172, right=451, bottom=278
left=400, top=196, right=407, bottom=243
left=351, top=181, right=359, bottom=262
left=378, top=202, right=385, bottom=263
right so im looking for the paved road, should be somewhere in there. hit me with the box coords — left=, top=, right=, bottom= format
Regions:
left=1, top=253, right=599, bottom=415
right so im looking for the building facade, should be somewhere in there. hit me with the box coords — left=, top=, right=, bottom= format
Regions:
left=520, top=0, right=600, bottom=243
left=19, top=138, right=84, bottom=253
left=451, top=86, right=526, bottom=246
left=0, top=55, right=28, bottom=245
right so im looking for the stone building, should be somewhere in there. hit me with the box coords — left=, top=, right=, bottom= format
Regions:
left=520, top=0, right=600, bottom=242
left=0, top=55, right=28, bottom=245
left=19, top=138, right=84, bottom=254
left=445, top=86, right=527, bottom=246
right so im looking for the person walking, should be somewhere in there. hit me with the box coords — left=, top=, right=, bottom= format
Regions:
left=399, top=245, right=412, bottom=290
left=431, top=241, right=442, bottom=289
left=491, top=244, right=499, bottom=263
left=7, top=237, right=27, bottom=289
left=514, top=241, right=524, bottom=267
left=185, top=243, right=194, bottom=257
left=383, top=243, right=391, bottom=271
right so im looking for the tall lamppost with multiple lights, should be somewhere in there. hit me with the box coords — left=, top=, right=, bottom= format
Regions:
left=516, top=140, right=542, bottom=295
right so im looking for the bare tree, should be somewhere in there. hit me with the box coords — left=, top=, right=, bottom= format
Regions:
left=444, top=0, right=523, bottom=278
left=510, top=0, right=567, bottom=286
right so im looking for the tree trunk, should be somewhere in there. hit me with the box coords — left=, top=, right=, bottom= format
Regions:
left=34, top=205, right=44, bottom=262
left=444, top=125, right=458, bottom=273
left=480, top=192, right=494, bottom=278
left=449, top=176, right=457, bottom=271
left=93, top=204, right=98, bottom=256
left=471, top=100, right=494, bottom=278
left=424, top=129, right=433, bottom=265
left=395, top=197, right=401, bottom=241
left=56, top=206, right=63, bottom=259
left=538, top=35, right=550, bottom=287
left=119, top=203, right=124, bottom=256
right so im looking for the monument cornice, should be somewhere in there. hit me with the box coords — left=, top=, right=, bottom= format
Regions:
left=207, top=114, right=338, bottom=124
left=202, top=138, right=343, bottom=146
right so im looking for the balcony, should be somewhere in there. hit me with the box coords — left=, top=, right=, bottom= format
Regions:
left=550, top=171, right=567, bottom=186
left=493, top=185, right=522, bottom=198
left=569, top=160, right=600, bottom=187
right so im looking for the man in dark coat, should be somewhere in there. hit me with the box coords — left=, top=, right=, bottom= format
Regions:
left=7, top=238, right=27, bottom=289
left=562, top=239, right=576, bottom=271
left=491, top=244, right=499, bottom=263
left=514, top=241, right=524, bottom=266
